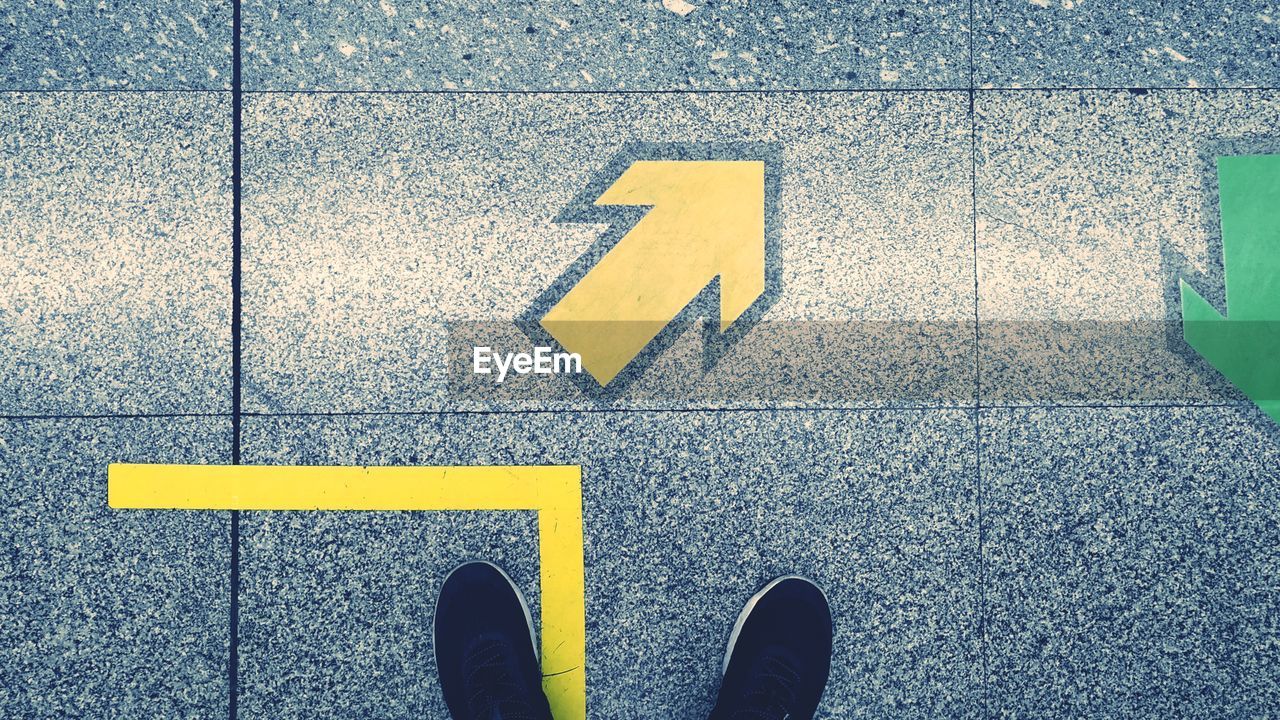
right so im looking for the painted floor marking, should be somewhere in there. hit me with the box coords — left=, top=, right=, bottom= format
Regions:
left=541, top=159, right=766, bottom=386
left=108, top=463, right=586, bottom=719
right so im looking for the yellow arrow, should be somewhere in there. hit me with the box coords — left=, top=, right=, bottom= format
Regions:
left=540, top=160, right=766, bottom=386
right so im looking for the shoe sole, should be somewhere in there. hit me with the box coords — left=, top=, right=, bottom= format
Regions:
left=433, top=560, right=540, bottom=679
left=721, top=574, right=829, bottom=676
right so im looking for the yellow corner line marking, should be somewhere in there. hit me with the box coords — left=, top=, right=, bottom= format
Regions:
left=108, top=463, right=586, bottom=720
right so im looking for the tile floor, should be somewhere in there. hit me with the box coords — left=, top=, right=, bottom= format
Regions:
left=3, top=1, right=1278, bottom=718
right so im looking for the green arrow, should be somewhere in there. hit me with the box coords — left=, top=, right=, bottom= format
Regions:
left=1180, top=154, right=1280, bottom=425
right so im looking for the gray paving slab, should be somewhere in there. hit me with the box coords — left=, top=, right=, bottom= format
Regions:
left=981, top=406, right=1280, bottom=718
left=242, top=91, right=975, bottom=414
left=0, top=92, right=231, bottom=416
left=1230, top=415, right=1280, bottom=711
left=1, top=0, right=231, bottom=90
left=975, top=1, right=1280, bottom=89
left=0, top=417, right=231, bottom=717
left=239, top=409, right=980, bottom=719
left=239, top=505, right=541, bottom=720
left=241, top=0, right=969, bottom=91
left=975, top=89, right=1280, bottom=406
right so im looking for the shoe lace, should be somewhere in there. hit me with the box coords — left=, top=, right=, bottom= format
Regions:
left=732, top=653, right=802, bottom=720
left=463, top=639, right=541, bottom=720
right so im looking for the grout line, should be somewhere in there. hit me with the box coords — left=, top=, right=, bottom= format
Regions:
left=7, top=86, right=1277, bottom=95
left=970, top=85, right=1280, bottom=92
left=244, top=405, right=984, bottom=417
left=969, top=0, right=977, bottom=95
left=978, top=401, right=1251, bottom=411
left=176, top=85, right=1280, bottom=94
left=229, top=0, right=243, bottom=716
left=0, top=412, right=223, bottom=421
left=241, top=86, right=1280, bottom=95
left=244, top=87, right=973, bottom=95
left=0, top=88, right=235, bottom=93
left=0, top=401, right=1249, bottom=423
left=968, top=2, right=992, bottom=716
left=232, top=401, right=1249, bottom=419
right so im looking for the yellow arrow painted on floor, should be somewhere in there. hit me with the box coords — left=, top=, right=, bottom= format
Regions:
left=541, top=160, right=766, bottom=386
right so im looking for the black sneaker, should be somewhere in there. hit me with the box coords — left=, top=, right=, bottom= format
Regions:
left=434, top=561, right=553, bottom=720
left=708, top=576, right=833, bottom=720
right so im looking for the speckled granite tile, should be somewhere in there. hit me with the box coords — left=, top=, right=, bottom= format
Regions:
left=1, top=1, right=230, bottom=90
left=975, top=1, right=1280, bottom=89
left=0, top=93, right=231, bottom=416
left=242, top=92, right=975, bottom=413
left=0, top=417, right=230, bottom=717
left=982, top=406, right=1280, bottom=718
left=238, top=409, right=980, bottom=719
left=239, top=511, right=540, bottom=720
left=238, top=415, right=541, bottom=720
left=1230, top=413, right=1280, bottom=714
left=242, top=0, right=967, bottom=91
left=975, top=90, right=1280, bottom=406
